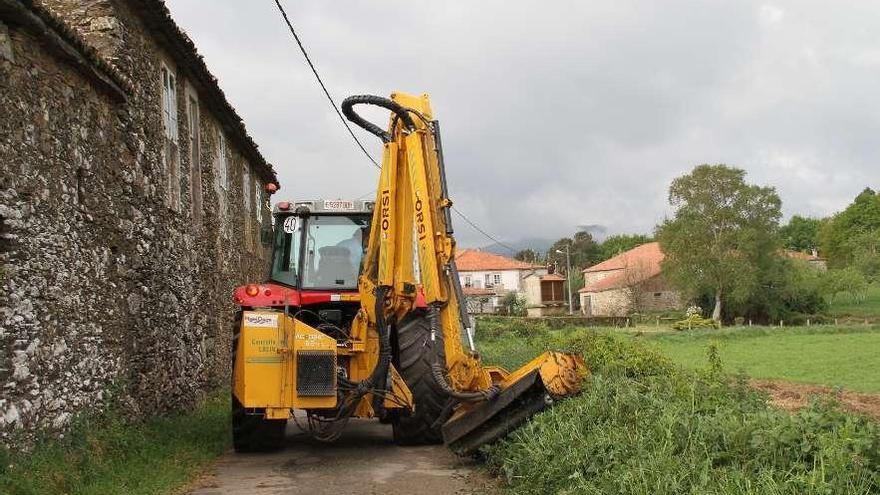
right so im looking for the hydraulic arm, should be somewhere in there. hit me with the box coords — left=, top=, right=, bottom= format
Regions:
left=342, top=92, right=586, bottom=454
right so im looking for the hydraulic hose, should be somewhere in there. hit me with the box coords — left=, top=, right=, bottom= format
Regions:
left=427, top=305, right=500, bottom=402
left=341, top=95, right=416, bottom=143
left=431, top=363, right=500, bottom=402
left=356, top=285, right=392, bottom=397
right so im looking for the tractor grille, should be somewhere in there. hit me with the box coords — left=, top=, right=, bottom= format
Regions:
left=296, top=351, right=336, bottom=397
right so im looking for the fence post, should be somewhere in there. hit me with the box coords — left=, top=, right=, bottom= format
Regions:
left=779, top=320, right=784, bottom=327
left=748, top=319, right=752, bottom=327
left=807, top=318, right=811, bottom=326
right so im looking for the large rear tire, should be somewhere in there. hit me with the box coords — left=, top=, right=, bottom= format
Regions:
left=392, top=313, right=449, bottom=445
left=232, top=396, right=287, bottom=452
left=231, top=312, right=287, bottom=452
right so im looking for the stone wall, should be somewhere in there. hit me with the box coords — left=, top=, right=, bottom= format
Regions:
left=0, top=0, right=276, bottom=446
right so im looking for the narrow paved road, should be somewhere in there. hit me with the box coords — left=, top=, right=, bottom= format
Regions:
left=187, top=415, right=499, bottom=495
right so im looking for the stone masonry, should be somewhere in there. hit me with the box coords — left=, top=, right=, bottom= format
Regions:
left=0, top=0, right=278, bottom=447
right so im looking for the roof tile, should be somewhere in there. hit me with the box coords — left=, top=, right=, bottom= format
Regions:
left=580, top=242, right=664, bottom=293
left=456, top=249, right=540, bottom=271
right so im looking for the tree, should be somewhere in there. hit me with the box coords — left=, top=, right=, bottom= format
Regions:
left=657, top=164, right=782, bottom=321
left=548, top=231, right=600, bottom=311
left=548, top=231, right=601, bottom=271
left=822, top=266, right=869, bottom=303
left=514, top=248, right=540, bottom=264
left=820, top=187, right=880, bottom=270
left=779, top=215, right=822, bottom=252
left=598, top=234, right=653, bottom=262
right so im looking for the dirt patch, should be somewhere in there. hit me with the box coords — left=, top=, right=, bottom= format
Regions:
left=752, top=379, right=880, bottom=419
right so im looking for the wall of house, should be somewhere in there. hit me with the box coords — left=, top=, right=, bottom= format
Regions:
left=0, top=3, right=272, bottom=446
left=635, top=276, right=683, bottom=312
left=459, top=269, right=522, bottom=292
left=465, top=295, right=499, bottom=314
left=522, top=276, right=541, bottom=306
left=581, top=288, right=632, bottom=317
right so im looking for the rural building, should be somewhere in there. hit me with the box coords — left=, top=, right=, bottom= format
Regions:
left=784, top=249, right=828, bottom=270
left=579, top=242, right=682, bottom=316
left=0, top=0, right=277, bottom=445
left=521, top=272, right=567, bottom=317
left=456, top=249, right=566, bottom=315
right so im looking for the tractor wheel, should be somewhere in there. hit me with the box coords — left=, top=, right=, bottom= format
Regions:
left=231, top=312, right=286, bottom=452
left=392, top=313, right=449, bottom=445
left=231, top=396, right=287, bottom=452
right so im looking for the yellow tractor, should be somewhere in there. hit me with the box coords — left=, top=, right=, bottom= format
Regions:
left=231, top=92, right=586, bottom=455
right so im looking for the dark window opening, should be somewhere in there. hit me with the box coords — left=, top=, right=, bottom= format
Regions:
left=75, top=168, right=86, bottom=206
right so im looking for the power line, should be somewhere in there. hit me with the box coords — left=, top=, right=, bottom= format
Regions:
left=271, top=0, right=380, bottom=169
left=451, top=206, right=518, bottom=254
left=271, top=0, right=515, bottom=254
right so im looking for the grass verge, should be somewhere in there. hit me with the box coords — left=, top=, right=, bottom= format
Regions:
left=648, top=325, right=880, bottom=393
left=477, top=322, right=880, bottom=494
left=0, top=389, right=230, bottom=495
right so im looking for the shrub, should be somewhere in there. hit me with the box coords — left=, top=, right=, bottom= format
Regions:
left=672, top=314, right=720, bottom=330
left=671, top=306, right=719, bottom=330
left=824, top=266, right=869, bottom=303
left=499, top=292, right=528, bottom=316
left=720, top=258, right=829, bottom=324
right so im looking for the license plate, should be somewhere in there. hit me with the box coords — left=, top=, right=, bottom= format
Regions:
left=324, top=200, right=355, bottom=211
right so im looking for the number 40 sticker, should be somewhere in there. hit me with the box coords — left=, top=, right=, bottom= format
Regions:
left=282, top=216, right=298, bottom=233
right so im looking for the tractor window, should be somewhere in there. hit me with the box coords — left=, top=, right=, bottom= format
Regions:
left=302, top=215, right=369, bottom=289
left=270, top=215, right=301, bottom=287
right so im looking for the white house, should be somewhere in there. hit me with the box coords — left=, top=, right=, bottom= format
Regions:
left=456, top=249, right=564, bottom=314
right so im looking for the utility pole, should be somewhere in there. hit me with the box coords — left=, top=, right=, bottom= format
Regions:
left=556, top=246, right=574, bottom=314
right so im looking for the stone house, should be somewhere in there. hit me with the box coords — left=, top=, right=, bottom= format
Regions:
left=578, top=242, right=682, bottom=317
left=0, top=0, right=277, bottom=444
left=456, top=249, right=563, bottom=314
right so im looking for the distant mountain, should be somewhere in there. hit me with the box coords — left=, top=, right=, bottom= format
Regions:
left=476, top=237, right=555, bottom=257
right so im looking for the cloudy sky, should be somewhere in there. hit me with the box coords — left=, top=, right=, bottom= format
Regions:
left=166, top=1, right=878, bottom=248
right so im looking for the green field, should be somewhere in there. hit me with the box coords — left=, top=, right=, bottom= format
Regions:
left=648, top=326, right=880, bottom=393
left=828, top=282, right=880, bottom=317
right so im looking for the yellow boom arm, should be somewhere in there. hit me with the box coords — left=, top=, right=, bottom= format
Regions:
left=342, top=92, right=585, bottom=454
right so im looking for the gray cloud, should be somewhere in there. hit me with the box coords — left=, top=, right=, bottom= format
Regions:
left=166, top=0, right=880, bottom=246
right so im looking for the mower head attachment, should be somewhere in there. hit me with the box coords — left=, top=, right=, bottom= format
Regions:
left=442, top=351, right=586, bottom=455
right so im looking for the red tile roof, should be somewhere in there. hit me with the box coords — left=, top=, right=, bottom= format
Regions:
left=579, top=242, right=664, bottom=293
left=541, top=273, right=566, bottom=281
left=583, top=242, right=664, bottom=273
left=456, top=249, right=540, bottom=271
left=783, top=250, right=824, bottom=262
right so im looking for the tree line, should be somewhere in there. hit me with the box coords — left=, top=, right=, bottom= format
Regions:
left=658, top=164, right=878, bottom=323
left=521, top=164, right=878, bottom=323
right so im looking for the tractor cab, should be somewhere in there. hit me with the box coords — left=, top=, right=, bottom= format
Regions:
left=233, top=199, right=374, bottom=336
left=268, top=199, right=373, bottom=292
